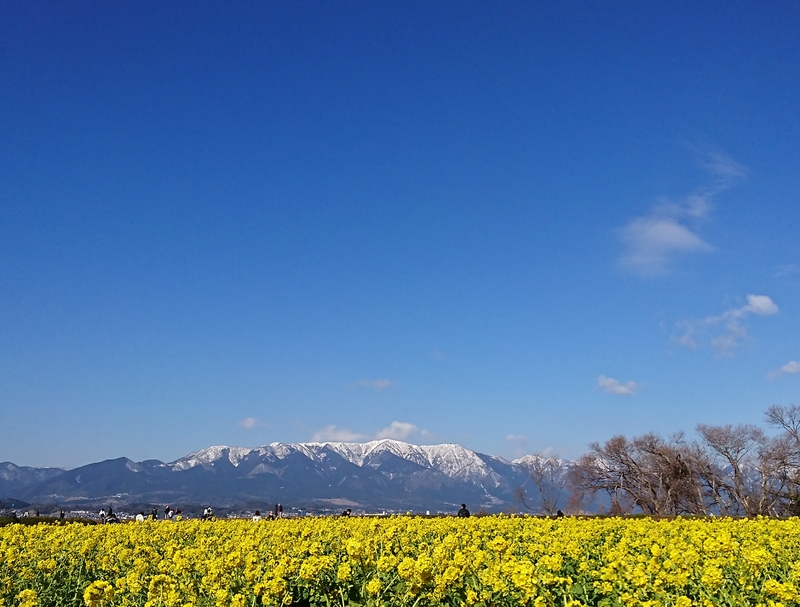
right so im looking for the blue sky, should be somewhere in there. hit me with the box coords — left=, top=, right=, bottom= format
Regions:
left=1, top=2, right=799, bottom=468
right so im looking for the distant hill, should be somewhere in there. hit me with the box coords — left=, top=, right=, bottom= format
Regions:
left=1, top=440, right=569, bottom=513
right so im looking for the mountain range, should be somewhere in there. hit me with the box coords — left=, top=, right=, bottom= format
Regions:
left=0, top=440, right=567, bottom=513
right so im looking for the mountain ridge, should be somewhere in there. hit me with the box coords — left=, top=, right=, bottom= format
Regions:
left=1, top=440, right=566, bottom=513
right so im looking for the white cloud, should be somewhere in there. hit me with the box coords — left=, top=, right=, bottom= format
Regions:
left=505, top=434, right=527, bottom=442
left=674, top=294, right=779, bottom=356
left=742, top=294, right=779, bottom=316
left=618, top=149, right=745, bottom=275
left=350, top=379, right=394, bottom=391
left=239, top=417, right=262, bottom=429
left=311, top=425, right=367, bottom=442
left=620, top=216, right=712, bottom=274
left=312, top=421, right=429, bottom=443
left=768, top=361, right=800, bottom=379
left=375, top=421, right=418, bottom=440
left=596, top=375, right=637, bottom=396
left=429, top=349, right=447, bottom=361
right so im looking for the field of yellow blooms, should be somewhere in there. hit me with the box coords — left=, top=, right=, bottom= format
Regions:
left=3, top=516, right=800, bottom=607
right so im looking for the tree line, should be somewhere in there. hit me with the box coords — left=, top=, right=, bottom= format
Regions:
left=516, top=405, right=800, bottom=517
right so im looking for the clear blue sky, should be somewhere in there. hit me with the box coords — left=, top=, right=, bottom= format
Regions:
left=2, top=2, right=799, bottom=468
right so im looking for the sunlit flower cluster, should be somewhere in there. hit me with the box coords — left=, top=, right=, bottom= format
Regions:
left=2, top=516, right=800, bottom=606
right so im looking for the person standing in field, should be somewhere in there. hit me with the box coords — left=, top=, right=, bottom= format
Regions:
left=252, top=510, right=261, bottom=522
left=457, top=504, right=470, bottom=518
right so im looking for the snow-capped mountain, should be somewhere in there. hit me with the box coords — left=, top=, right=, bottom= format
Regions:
left=1, top=440, right=569, bottom=512
left=173, top=440, right=504, bottom=481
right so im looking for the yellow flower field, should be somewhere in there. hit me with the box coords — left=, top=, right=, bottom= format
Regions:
left=2, top=516, right=800, bottom=607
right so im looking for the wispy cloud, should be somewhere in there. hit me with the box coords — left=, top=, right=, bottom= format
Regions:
left=619, top=216, right=713, bottom=274
left=375, top=421, right=418, bottom=440
left=429, top=349, right=447, bottom=361
left=775, top=264, right=800, bottom=278
left=311, top=425, right=367, bottom=442
left=768, top=361, right=800, bottom=379
left=596, top=375, right=637, bottom=396
left=697, top=148, right=748, bottom=182
left=239, top=417, right=265, bottom=429
left=673, top=294, right=779, bottom=357
left=504, top=434, right=529, bottom=458
left=618, top=149, right=746, bottom=275
left=775, top=264, right=800, bottom=285
left=350, top=379, right=395, bottom=391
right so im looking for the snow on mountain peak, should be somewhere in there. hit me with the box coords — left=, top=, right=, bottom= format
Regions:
left=171, top=445, right=253, bottom=471
left=260, top=439, right=494, bottom=480
left=168, top=439, right=552, bottom=483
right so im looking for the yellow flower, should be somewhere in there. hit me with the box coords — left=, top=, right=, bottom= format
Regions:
left=337, top=562, right=352, bottom=582
left=83, top=580, right=114, bottom=607
left=700, top=565, right=724, bottom=588
left=366, top=578, right=382, bottom=594
left=764, top=579, right=799, bottom=602
left=345, top=538, right=363, bottom=559
left=16, top=589, right=38, bottom=607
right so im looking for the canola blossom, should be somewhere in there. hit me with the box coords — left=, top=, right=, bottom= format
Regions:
left=2, top=516, right=800, bottom=607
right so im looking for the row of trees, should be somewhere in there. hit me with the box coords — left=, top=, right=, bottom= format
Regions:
left=516, top=405, right=800, bottom=516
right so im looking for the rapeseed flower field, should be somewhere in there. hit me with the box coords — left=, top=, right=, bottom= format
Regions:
left=2, top=515, right=800, bottom=607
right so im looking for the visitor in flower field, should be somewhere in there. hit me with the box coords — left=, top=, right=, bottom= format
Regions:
left=252, top=510, right=261, bottom=522
left=341, top=508, right=351, bottom=517
left=457, top=503, right=470, bottom=517
left=135, top=512, right=145, bottom=522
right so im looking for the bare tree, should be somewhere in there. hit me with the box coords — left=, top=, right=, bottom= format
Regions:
left=540, top=405, right=800, bottom=517
left=515, top=454, right=568, bottom=515
left=567, top=433, right=707, bottom=515
left=764, top=405, right=800, bottom=514
left=695, top=423, right=785, bottom=516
